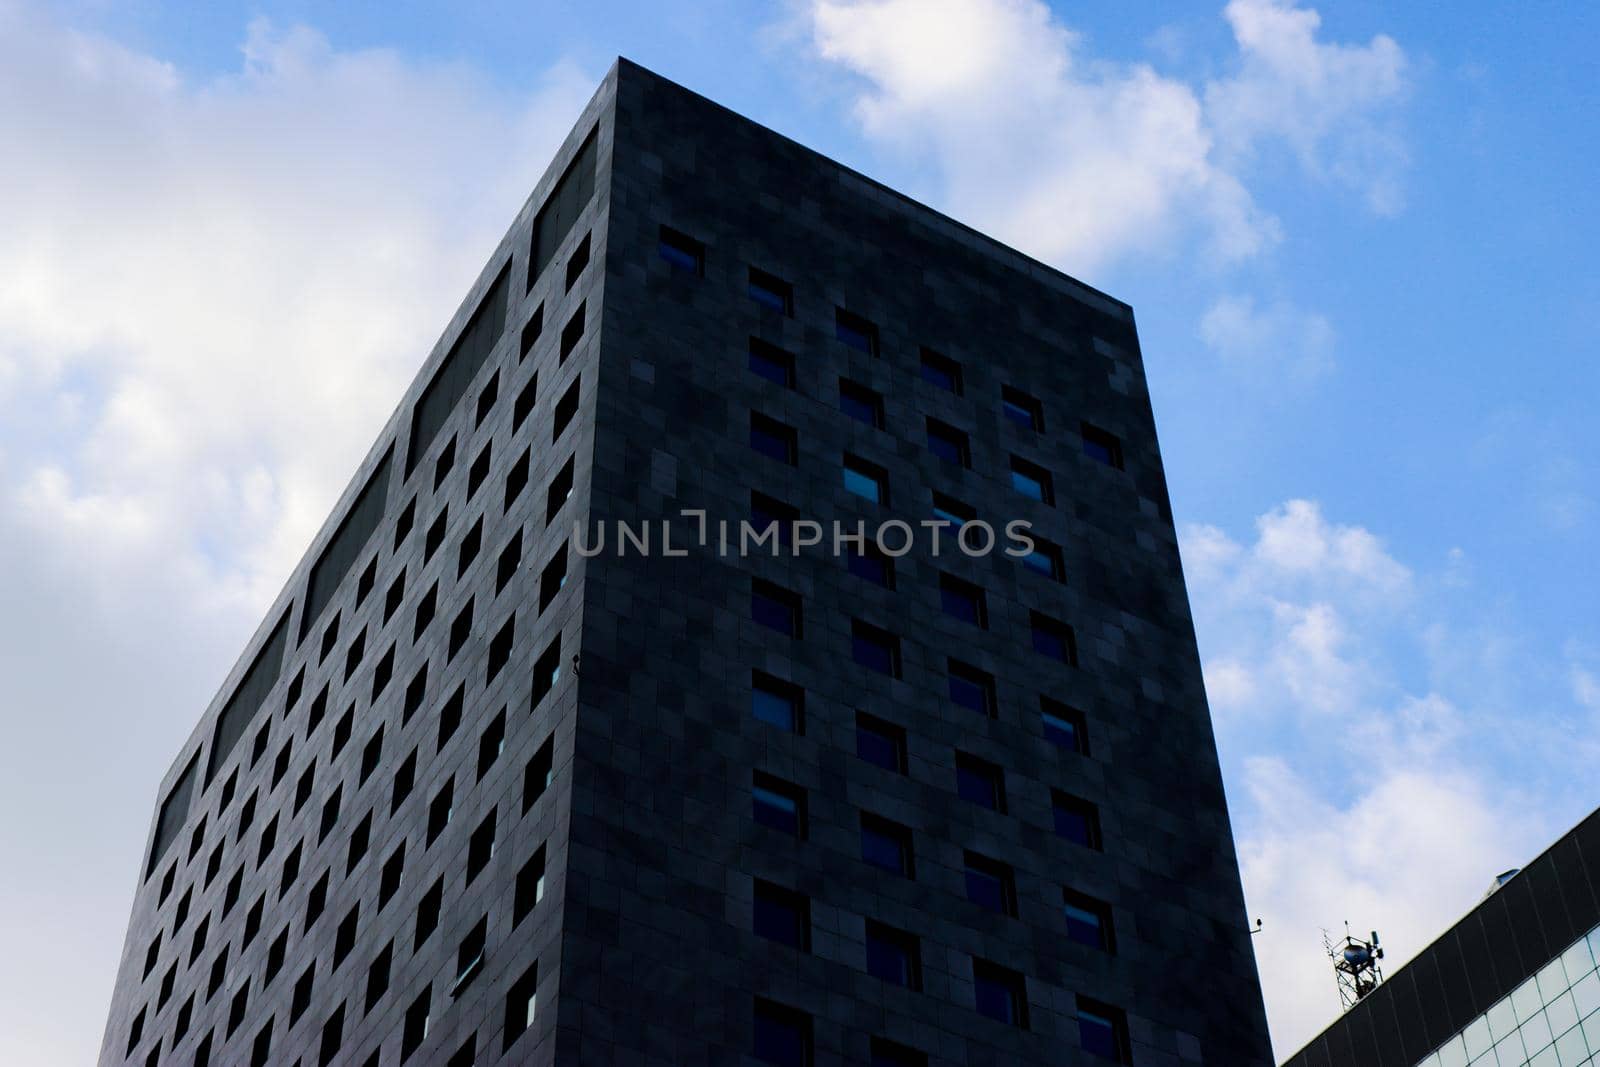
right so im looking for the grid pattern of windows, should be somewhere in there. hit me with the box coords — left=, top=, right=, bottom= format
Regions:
left=105, top=64, right=1255, bottom=1067
left=1416, top=922, right=1600, bottom=1067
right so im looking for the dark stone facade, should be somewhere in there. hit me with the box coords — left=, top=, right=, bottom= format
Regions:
left=98, top=60, right=1272, bottom=1067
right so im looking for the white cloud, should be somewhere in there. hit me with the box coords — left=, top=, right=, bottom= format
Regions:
left=805, top=0, right=1408, bottom=273
left=1241, top=755, right=1544, bottom=1056
left=0, top=8, right=595, bottom=1065
left=0, top=9, right=595, bottom=611
left=1207, top=0, right=1409, bottom=214
left=1199, top=293, right=1335, bottom=381
left=1181, top=500, right=1571, bottom=1054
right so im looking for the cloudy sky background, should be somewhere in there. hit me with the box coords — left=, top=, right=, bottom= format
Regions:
left=1, top=0, right=1596, bottom=1061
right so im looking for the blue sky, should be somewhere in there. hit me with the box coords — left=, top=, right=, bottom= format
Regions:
left=1, top=1, right=1596, bottom=1061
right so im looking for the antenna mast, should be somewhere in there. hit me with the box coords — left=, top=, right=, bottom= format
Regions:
left=1323, top=922, right=1384, bottom=1010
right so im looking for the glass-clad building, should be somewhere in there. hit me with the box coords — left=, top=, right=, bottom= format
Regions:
left=1284, top=807, right=1600, bottom=1067
left=1417, top=921, right=1600, bottom=1067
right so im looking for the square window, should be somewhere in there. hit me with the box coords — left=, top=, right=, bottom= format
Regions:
left=749, top=267, right=794, bottom=314
left=753, top=773, right=805, bottom=837
left=365, top=942, right=393, bottom=1013
left=847, top=544, right=894, bottom=587
left=658, top=225, right=704, bottom=275
left=355, top=557, right=377, bottom=606
left=752, top=579, right=803, bottom=638
left=565, top=231, right=590, bottom=290
left=753, top=881, right=810, bottom=951
left=1001, top=385, right=1044, bottom=431
left=467, top=442, right=491, bottom=499
left=948, top=660, right=996, bottom=717
left=839, top=378, right=885, bottom=428
left=424, top=508, right=448, bottom=562
left=448, top=599, right=474, bottom=660
left=1031, top=612, right=1077, bottom=664
left=291, top=965, right=315, bottom=1024
left=546, top=455, right=575, bottom=524
left=475, top=368, right=499, bottom=427
left=856, top=713, right=907, bottom=773
left=1078, top=999, right=1132, bottom=1062
left=1082, top=422, right=1124, bottom=469
left=930, top=491, right=975, bottom=528
left=343, top=627, right=366, bottom=681
left=403, top=666, right=428, bottom=724
left=751, top=491, right=798, bottom=548
left=487, top=616, right=514, bottom=682
left=753, top=1000, right=812, bottom=1067
left=1063, top=890, right=1115, bottom=952
left=515, top=845, right=547, bottom=924
left=415, top=876, right=443, bottom=947
left=513, top=373, right=538, bottom=427
left=835, top=307, right=879, bottom=355
left=842, top=454, right=888, bottom=504
left=926, top=418, right=970, bottom=467
left=379, top=845, right=405, bottom=909
left=279, top=845, right=302, bottom=898
left=505, top=447, right=531, bottom=507
left=1042, top=699, right=1089, bottom=754
left=750, top=412, right=798, bottom=464
left=523, top=736, right=555, bottom=813
left=553, top=377, right=581, bottom=440
left=1052, top=791, right=1102, bottom=850
left=851, top=619, right=900, bottom=676
left=860, top=814, right=913, bottom=877
left=466, top=809, right=496, bottom=883
left=401, top=986, right=430, bottom=1060
left=520, top=305, right=542, bottom=360
left=319, top=614, right=340, bottom=663
left=503, top=963, right=539, bottom=1051
left=865, top=922, right=920, bottom=990
left=870, top=1037, right=928, bottom=1067
left=391, top=749, right=417, bottom=813
left=333, top=904, right=359, bottom=967
left=973, top=960, right=1027, bottom=1028
left=414, top=582, right=438, bottom=639
left=920, top=348, right=962, bottom=394
left=438, top=683, right=464, bottom=748
left=559, top=301, right=585, bottom=362
left=371, top=645, right=395, bottom=699
left=433, top=436, right=456, bottom=490
left=1010, top=456, right=1054, bottom=504
left=539, top=543, right=568, bottom=612
left=497, top=530, right=524, bottom=594
left=749, top=338, right=796, bottom=387
left=752, top=672, right=803, bottom=733
left=453, top=916, right=488, bottom=994
left=346, top=812, right=371, bottom=873
left=964, top=852, right=1017, bottom=916
left=478, top=709, right=507, bottom=778
left=939, top=573, right=987, bottom=627
left=318, top=1003, right=344, bottom=1067
left=1020, top=535, right=1065, bottom=581
left=532, top=637, right=562, bottom=707
left=427, top=779, right=454, bottom=846
left=318, top=787, right=342, bottom=844
left=955, top=753, right=1006, bottom=812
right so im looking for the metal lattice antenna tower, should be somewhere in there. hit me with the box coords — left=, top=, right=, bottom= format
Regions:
left=1323, top=922, right=1385, bottom=1011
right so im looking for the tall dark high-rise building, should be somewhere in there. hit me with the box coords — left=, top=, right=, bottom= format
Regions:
left=99, top=60, right=1272, bottom=1067
left=1282, top=807, right=1600, bottom=1067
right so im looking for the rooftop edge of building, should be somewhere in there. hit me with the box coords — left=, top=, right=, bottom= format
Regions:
left=610, top=56, right=1135, bottom=326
